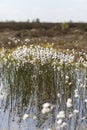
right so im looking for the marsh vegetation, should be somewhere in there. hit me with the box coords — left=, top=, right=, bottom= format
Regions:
left=0, top=44, right=87, bottom=130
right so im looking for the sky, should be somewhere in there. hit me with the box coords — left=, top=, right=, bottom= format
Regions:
left=0, top=0, right=87, bottom=22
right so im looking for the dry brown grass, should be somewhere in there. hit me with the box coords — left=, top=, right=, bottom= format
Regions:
left=0, top=22, right=87, bottom=52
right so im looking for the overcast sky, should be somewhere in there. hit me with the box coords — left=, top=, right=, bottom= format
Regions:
left=0, top=0, right=87, bottom=22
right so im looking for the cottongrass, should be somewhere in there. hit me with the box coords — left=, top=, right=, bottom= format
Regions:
left=0, top=45, right=87, bottom=130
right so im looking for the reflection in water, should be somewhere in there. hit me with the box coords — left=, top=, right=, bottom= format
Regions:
left=0, top=63, right=87, bottom=130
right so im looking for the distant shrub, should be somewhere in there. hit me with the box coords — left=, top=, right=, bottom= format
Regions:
left=61, top=22, right=69, bottom=30
left=35, top=18, right=40, bottom=23
left=32, top=18, right=40, bottom=23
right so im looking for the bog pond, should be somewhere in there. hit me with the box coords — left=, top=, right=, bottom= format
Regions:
left=0, top=45, right=87, bottom=130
